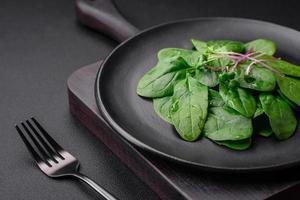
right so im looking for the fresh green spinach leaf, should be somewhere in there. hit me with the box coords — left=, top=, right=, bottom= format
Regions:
left=215, top=138, right=252, bottom=150
left=277, top=89, right=299, bottom=110
left=235, top=63, right=276, bottom=91
left=153, top=96, right=173, bottom=124
left=137, top=57, right=190, bottom=98
left=260, top=55, right=300, bottom=77
left=259, top=93, right=297, bottom=140
left=195, top=69, right=219, bottom=87
left=191, top=39, right=207, bottom=54
left=209, top=89, right=225, bottom=107
left=170, top=76, right=208, bottom=141
left=204, top=106, right=253, bottom=141
left=245, top=39, right=276, bottom=56
left=258, top=127, right=273, bottom=137
left=253, top=100, right=264, bottom=118
left=207, top=55, right=231, bottom=69
left=158, top=48, right=203, bottom=67
left=207, top=40, right=245, bottom=53
left=219, top=82, right=256, bottom=117
left=276, top=75, right=300, bottom=106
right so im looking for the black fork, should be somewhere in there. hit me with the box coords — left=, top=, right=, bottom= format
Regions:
left=15, top=117, right=117, bottom=200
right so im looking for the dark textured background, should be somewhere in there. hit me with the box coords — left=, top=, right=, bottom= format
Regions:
left=1, top=0, right=300, bottom=199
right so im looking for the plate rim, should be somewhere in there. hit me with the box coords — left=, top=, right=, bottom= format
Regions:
left=95, top=17, right=300, bottom=172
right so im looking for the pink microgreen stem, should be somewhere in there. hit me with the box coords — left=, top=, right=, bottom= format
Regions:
left=212, top=50, right=284, bottom=76
left=245, top=61, right=257, bottom=75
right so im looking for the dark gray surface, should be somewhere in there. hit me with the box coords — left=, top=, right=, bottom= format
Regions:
left=1, top=0, right=300, bottom=199
left=0, top=1, right=155, bottom=200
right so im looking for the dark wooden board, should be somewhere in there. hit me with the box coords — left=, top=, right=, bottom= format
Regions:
left=68, top=62, right=300, bottom=200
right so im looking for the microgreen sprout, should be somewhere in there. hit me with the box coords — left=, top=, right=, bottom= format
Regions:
left=205, top=49, right=284, bottom=77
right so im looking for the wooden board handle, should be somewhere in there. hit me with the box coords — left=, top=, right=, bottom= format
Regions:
left=75, top=0, right=139, bottom=42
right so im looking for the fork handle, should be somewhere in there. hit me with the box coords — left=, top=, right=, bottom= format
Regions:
left=72, top=173, right=117, bottom=200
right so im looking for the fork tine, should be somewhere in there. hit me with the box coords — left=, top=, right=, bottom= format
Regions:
left=26, top=120, right=60, bottom=162
left=31, top=117, right=64, bottom=153
left=21, top=122, right=51, bottom=166
left=15, top=125, right=44, bottom=164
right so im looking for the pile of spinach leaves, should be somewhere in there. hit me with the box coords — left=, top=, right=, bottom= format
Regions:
left=137, top=39, right=300, bottom=150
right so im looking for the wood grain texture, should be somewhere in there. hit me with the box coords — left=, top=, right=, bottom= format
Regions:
left=68, top=62, right=300, bottom=200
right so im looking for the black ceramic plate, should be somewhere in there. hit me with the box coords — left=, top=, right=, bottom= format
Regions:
left=95, top=18, right=300, bottom=172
